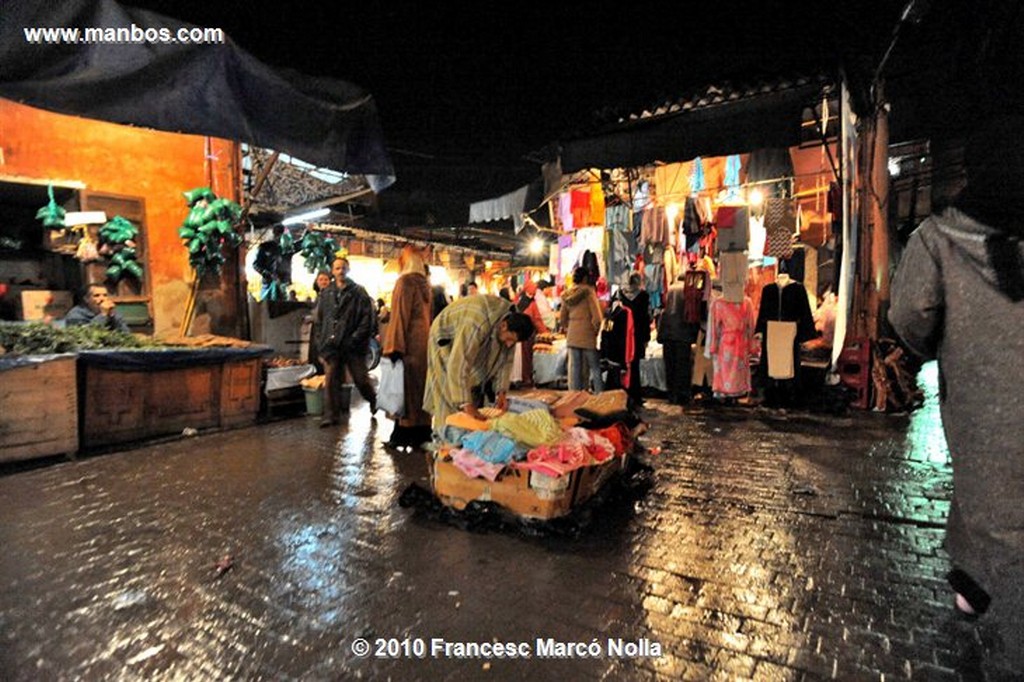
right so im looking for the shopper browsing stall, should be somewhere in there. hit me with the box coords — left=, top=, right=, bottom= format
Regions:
left=560, top=266, right=604, bottom=393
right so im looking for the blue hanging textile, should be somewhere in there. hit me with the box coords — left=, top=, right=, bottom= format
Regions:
left=690, top=157, right=705, bottom=192
left=724, top=154, right=742, bottom=200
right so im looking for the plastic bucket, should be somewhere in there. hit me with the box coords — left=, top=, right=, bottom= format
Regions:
left=303, top=387, right=324, bottom=416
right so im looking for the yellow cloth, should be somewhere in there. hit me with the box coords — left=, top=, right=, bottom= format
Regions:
left=653, top=162, right=692, bottom=202
left=491, top=408, right=563, bottom=448
left=444, top=412, right=492, bottom=432
left=574, top=389, right=629, bottom=418
left=589, top=182, right=606, bottom=226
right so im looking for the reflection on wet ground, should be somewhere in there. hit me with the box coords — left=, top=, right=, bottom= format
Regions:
left=0, top=362, right=1006, bottom=679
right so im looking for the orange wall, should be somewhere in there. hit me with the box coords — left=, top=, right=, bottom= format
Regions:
left=0, top=99, right=241, bottom=336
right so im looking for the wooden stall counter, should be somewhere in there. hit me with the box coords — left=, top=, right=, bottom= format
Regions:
left=0, top=354, right=78, bottom=463
left=77, top=346, right=271, bottom=450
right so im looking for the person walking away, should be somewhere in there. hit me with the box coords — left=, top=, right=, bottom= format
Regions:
left=889, top=115, right=1024, bottom=674
left=560, top=266, right=604, bottom=393
left=382, top=246, right=433, bottom=448
left=618, top=271, right=651, bottom=405
left=316, top=257, right=377, bottom=426
left=658, top=273, right=700, bottom=404
left=423, top=295, right=534, bottom=439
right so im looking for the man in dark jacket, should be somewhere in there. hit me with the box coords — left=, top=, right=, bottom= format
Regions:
left=65, top=283, right=131, bottom=333
left=316, top=257, right=377, bottom=425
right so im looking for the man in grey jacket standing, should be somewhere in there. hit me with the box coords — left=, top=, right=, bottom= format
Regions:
left=889, top=115, right=1024, bottom=674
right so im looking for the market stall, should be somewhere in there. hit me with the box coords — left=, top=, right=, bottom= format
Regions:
left=516, top=73, right=871, bottom=406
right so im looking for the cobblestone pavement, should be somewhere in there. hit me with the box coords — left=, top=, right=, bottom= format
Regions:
left=0, top=364, right=1015, bottom=680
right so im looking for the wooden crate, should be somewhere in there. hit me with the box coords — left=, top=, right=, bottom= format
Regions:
left=431, top=453, right=625, bottom=520
left=0, top=356, right=78, bottom=463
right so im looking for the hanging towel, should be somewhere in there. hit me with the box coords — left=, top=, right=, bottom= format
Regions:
left=690, top=157, right=706, bottom=192
left=764, top=197, right=797, bottom=258
left=719, top=251, right=749, bottom=303
left=589, top=182, right=606, bottom=226
left=571, top=189, right=592, bottom=227
left=715, top=205, right=750, bottom=252
left=558, top=192, right=574, bottom=232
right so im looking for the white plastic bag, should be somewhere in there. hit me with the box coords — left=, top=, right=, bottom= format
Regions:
left=377, top=358, right=405, bottom=416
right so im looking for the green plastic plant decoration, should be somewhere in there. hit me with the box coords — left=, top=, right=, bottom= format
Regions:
left=99, top=215, right=143, bottom=281
left=177, top=187, right=243, bottom=277
left=35, top=184, right=66, bottom=228
left=299, top=229, right=340, bottom=274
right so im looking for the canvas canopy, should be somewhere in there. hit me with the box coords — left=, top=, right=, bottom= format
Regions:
left=0, top=0, right=394, bottom=190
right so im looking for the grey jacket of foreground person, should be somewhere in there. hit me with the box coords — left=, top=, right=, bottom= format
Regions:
left=889, top=200, right=1024, bottom=666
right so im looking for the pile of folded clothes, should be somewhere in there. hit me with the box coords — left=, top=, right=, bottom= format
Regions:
left=439, top=389, right=642, bottom=483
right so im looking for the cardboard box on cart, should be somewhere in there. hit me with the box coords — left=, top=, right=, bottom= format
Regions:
left=430, top=450, right=627, bottom=520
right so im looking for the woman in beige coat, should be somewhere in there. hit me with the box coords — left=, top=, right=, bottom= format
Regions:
left=559, top=266, right=604, bottom=392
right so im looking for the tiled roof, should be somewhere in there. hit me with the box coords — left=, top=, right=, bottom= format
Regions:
left=588, top=73, right=835, bottom=132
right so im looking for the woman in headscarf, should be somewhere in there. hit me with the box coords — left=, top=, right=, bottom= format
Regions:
left=618, top=271, right=651, bottom=405
left=889, top=115, right=1024, bottom=673
left=382, top=245, right=434, bottom=448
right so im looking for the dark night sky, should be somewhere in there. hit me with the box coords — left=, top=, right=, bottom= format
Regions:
left=123, top=2, right=1022, bottom=221
left=125, top=3, right=900, bottom=160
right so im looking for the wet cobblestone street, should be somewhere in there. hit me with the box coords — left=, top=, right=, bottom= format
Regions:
left=0, top=366, right=1012, bottom=680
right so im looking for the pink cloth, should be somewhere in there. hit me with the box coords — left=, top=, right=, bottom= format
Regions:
left=451, top=449, right=506, bottom=482
left=558, top=192, right=574, bottom=231
left=513, top=428, right=616, bottom=477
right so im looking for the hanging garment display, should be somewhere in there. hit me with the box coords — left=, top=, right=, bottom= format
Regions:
left=764, top=197, right=797, bottom=258
left=716, top=205, right=750, bottom=252
left=707, top=296, right=756, bottom=397
left=682, top=196, right=703, bottom=239
left=641, top=205, right=669, bottom=246
left=605, top=204, right=635, bottom=286
left=718, top=251, right=748, bottom=303
left=558, top=192, right=574, bottom=232
left=653, top=162, right=692, bottom=203
left=748, top=211, right=767, bottom=263
left=682, top=269, right=709, bottom=325
left=754, top=279, right=816, bottom=406
left=571, top=188, right=592, bottom=227
left=589, top=182, right=606, bottom=227
left=690, top=157, right=706, bottom=192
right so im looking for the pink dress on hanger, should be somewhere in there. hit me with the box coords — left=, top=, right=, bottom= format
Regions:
left=706, top=296, right=756, bottom=398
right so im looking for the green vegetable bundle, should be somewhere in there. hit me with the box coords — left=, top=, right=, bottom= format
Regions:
left=299, top=230, right=340, bottom=274
left=99, top=216, right=144, bottom=281
left=0, top=322, right=157, bottom=355
left=177, top=187, right=243, bottom=277
left=35, top=185, right=66, bottom=228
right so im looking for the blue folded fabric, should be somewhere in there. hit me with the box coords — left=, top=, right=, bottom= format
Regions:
left=460, top=430, right=527, bottom=464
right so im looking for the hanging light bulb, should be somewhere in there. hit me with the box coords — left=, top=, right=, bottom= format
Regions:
left=529, top=237, right=545, bottom=255
left=749, top=188, right=765, bottom=207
